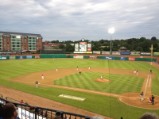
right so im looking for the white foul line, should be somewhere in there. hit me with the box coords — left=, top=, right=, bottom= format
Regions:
left=148, top=75, right=152, bottom=87
left=144, top=74, right=149, bottom=97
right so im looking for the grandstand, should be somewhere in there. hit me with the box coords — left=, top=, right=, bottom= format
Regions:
left=0, top=95, right=91, bottom=119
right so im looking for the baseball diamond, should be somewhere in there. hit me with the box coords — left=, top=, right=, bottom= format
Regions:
left=0, top=58, right=159, bottom=119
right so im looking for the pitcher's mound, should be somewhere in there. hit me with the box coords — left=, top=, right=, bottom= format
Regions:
left=96, top=78, right=110, bottom=82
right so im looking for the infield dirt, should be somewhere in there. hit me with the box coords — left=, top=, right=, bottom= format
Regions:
left=1, top=63, right=159, bottom=118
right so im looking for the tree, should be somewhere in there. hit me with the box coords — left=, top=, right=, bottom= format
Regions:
left=51, top=40, right=59, bottom=43
left=140, top=37, right=146, bottom=41
left=91, top=41, right=101, bottom=51
left=65, top=43, right=74, bottom=53
left=151, top=36, right=157, bottom=41
left=59, top=44, right=65, bottom=49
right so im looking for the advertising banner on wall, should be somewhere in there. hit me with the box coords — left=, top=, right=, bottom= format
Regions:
left=22, top=56, right=26, bottom=59
left=89, top=55, right=97, bottom=59
left=0, top=56, right=7, bottom=60
left=105, top=56, right=112, bottom=60
left=120, top=57, right=128, bottom=60
left=26, top=55, right=32, bottom=59
left=10, top=56, right=15, bottom=59
left=102, top=51, right=109, bottom=55
left=93, top=51, right=100, bottom=54
left=129, top=57, right=135, bottom=61
left=140, top=52, right=151, bottom=56
left=20, top=56, right=23, bottom=59
left=73, top=55, right=83, bottom=59
left=120, top=51, right=131, bottom=55
left=35, top=55, right=40, bottom=59
left=131, top=52, right=140, bottom=56
left=112, top=51, right=120, bottom=55
left=154, top=52, right=159, bottom=56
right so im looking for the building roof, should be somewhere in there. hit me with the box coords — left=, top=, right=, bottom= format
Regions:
left=0, top=31, right=42, bottom=38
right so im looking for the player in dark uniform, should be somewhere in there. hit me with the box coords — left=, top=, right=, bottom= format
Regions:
left=151, top=95, right=155, bottom=105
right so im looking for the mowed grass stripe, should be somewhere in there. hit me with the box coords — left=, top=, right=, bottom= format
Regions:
left=0, top=59, right=154, bottom=80
left=108, top=75, right=143, bottom=93
left=1, top=59, right=159, bottom=119
left=109, top=60, right=151, bottom=71
left=54, top=72, right=144, bottom=94
left=78, top=72, right=107, bottom=91
left=78, top=73, right=91, bottom=89
left=82, top=72, right=97, bottom=90
left=84, top=72, right=102, bottom=90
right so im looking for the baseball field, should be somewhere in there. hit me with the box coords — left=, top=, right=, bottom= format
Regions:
left=0, top=58, right=159, bottom=119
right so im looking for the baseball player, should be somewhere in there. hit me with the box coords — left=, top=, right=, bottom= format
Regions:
left=35, top=81, right=39, bottom=88
left=41, top=74, right=44, bottom=79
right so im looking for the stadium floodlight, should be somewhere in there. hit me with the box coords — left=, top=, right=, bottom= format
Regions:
left=108, top=27, right=115, bottom=34
left=108, top=27, right=115, bottom=55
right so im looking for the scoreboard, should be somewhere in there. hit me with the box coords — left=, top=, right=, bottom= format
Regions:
left=74, top=42, right=92, bottom=53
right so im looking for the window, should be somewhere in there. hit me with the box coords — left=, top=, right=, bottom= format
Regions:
left=11, top=36, right=16, bottom=38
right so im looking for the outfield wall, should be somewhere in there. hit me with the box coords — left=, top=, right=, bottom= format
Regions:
left=0, top=54, right=157, bottom=62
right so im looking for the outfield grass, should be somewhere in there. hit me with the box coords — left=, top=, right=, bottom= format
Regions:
left=54, top=72, right=143, bottom=94
left=0, top=59, right=159, bottom=119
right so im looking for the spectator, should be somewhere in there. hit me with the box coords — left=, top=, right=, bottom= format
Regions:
left=55, top=111, right=63, bottom=119
left=20, top=100, right=24, bottom=104
left=2, top=103, right=18, bottom=119
left=139, top=112, right=159, bottom=119
left=0, top=104, right=3, bottom=119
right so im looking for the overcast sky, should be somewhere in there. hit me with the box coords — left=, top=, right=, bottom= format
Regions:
left=0, top=0, right=159, bottom=41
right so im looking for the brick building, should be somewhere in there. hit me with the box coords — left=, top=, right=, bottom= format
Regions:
left=0, top=31, right=42, bottom=53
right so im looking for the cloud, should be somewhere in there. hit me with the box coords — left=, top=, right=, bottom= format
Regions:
left=0, top=0, right=159, bottom=40
left=0, top=0, right=48, bottom=19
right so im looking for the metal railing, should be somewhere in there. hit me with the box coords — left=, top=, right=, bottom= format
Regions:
left=0, top=96, right=91, bottom=119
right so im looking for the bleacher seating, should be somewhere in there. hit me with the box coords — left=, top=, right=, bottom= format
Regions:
left=0, top=95, right=91, bottom=119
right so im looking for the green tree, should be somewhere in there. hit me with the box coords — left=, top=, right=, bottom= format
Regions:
left=51, top=40, right=59, bottom=43
left=92, top=41, right=101, bottom=51
left=151, top=36, right=157, bottom=41
left=59, top=44, right=65, bottom=49
left=65, top=43, right=74, bottom=53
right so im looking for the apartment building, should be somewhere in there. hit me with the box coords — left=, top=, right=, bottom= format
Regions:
left=0, top=31, right=42, bottom=53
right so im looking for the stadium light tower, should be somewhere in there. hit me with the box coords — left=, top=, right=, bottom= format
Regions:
left=108, top=27, right=115, bottom=55
left=150, top=44, right=153, bottom=65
